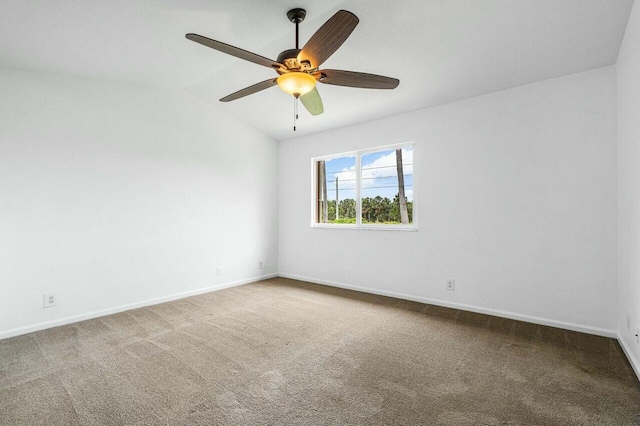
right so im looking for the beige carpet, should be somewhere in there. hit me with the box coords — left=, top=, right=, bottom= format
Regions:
left=1, top=277, right=638, bottom=425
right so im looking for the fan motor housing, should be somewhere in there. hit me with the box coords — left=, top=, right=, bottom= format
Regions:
left=277, top=49, right=300, bottom=64
left=276, top=49, right=314, bottom=73
left=277, top=49, right=310, bottom=73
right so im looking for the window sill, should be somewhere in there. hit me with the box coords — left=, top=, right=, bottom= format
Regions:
left=311, top=224, right=418, bottom=232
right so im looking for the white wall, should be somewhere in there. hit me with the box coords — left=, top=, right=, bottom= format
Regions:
left=618, top=1, right=640, bottom=374
left=279, top=66, right=618, bottom=335
left=0, top=69, right=279, bottom=338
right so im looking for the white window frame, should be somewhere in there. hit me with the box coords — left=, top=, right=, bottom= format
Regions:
left=310, top=142, right=417, bottom=231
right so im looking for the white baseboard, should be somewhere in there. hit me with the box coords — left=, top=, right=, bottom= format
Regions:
left=277, top=272, right=617, bottom=338
left=0, top=273, right=277, bottom=340
left=617, top=335, right=640, bottom=381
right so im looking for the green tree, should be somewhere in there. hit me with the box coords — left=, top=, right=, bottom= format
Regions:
left=327, top=200, right=336, bottom=221
left=390, top=193, right=413, bottom=223
left=372, top=196, right=392, bottom=222
left=362, top=197, right=373, bottom=223
left=390, top=194, right=400, bottom=222
left=339, top=198, right=356, bottom=219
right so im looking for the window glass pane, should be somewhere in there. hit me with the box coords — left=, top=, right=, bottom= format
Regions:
left=317, top=155, right=356, bottom=224
left=361, top=146, right=413, bottom=224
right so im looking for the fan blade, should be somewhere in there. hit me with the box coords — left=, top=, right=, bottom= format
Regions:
left=186, top=34, right=282, bottom=69
left=319, top=69, right=399, bottom=89
left=300, top=87, right=324, bottom=116
left=220, top=78, right=278, bottom=102
left=298, top=10, right=359, bottom=68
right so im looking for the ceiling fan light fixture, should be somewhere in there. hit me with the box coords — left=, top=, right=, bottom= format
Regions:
left=277, top=72, right=316, bottom=97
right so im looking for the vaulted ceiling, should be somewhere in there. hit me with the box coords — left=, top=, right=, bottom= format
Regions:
left=0, top=0, right=634, bottom=141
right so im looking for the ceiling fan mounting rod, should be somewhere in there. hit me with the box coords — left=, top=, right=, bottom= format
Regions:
left=287, top=8, right=306, bottom=50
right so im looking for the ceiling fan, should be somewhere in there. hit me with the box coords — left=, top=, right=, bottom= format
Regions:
left=185, top=8, right=399, bottom=121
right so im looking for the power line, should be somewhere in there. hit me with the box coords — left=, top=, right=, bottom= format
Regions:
left=325, top=173, right=413, bottom=184
left=325, top=163, right=413, bottom=176
left=361, top=163, right=413, bottom=171
left=361, top=185, right=414, bottom=190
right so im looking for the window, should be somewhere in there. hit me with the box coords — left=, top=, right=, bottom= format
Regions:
left=313, top=143, right=415, bottom=230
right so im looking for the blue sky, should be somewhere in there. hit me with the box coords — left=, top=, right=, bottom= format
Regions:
left=323, top=147, right=413, bottom=203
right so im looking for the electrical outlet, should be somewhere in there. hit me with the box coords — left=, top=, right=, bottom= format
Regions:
left=43, top=293, right=56, bottom=308
left=258, top=260, right=264, bottom=269
left=217, top=267, right=223, bottom=276
left=446, top=280, right=455, bottom=291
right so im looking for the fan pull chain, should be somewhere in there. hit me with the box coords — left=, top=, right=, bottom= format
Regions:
left=293, top=97, right=299, bottom=131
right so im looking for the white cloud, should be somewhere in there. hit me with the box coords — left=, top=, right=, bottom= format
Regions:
left=361, top=148, right=413, bottom=190
left=328, top=147, right=413, bottom=200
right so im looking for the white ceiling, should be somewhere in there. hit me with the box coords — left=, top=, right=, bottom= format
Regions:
left=0, top=0, right=634, bottom=141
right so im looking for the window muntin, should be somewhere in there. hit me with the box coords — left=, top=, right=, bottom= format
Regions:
left=313, top=143, right=415, bottom=230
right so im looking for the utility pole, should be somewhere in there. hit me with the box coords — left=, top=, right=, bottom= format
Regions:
left=396, top=149, right=409, bottom=224
left=319, top=161, right=328, bottom=223
left=335, top=176, right=339, bottom=220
